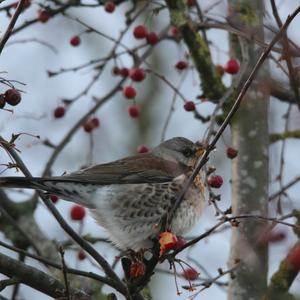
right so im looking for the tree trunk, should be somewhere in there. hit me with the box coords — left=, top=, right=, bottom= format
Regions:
left=228, top=1, right=269, bottom=299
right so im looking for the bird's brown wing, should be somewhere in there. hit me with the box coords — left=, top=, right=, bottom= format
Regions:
left=52, top=153, right=187, bottom=185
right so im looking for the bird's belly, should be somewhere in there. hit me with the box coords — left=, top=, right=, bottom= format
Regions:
left=90, top=182, right=204, bottom=250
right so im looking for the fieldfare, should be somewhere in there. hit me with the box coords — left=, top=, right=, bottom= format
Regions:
left=0, top=137, right=205, bottom=250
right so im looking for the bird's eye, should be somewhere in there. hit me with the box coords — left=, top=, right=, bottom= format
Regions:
left=183, top=148, right=193, bottom=157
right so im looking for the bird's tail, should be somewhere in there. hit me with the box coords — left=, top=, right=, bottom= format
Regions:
left=0, top=176, right=44, bottom=190
left=0, top=176, right=96, bottom=208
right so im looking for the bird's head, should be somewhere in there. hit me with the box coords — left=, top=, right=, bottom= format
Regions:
left=151, top=137, right=205, bottom=169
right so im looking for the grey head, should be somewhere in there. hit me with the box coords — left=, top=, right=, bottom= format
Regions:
left=151, top=137, right=204, bottom=167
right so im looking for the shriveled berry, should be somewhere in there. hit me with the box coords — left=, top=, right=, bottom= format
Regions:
left=169, top=26, right=179, bottom=38
left=175, top=237, right=186, bottom=249
left=130, top=261, right=145, bottom=277
left=208, top=175, right=223, bottom=188
left=90, top=117, right=100, bottom=128
left=226, top=147, right=238, bottom=159
left=224, top=59, right=240, bottom=74
left=133, top=25, right=148, bottom=39
left=70, top=36, right=81, bottom=47
left=0, top=95, right=6, bottom=109
left=129, top=68, right=145, bottom=82
left=146, top=32, right=159, bottom=45
left=215, top=64, right=225, bottom=77
left=78, top=249, right=86, bottom=261
left=5, top=89, right=21, bottom=106
left=182, top=267, right=199, bottom=280
left=83, top=120, right=94, bottom=133
left=137, top=145, right=149, bottom=153
left=104, top=1, right=115, bottom=13
left=70, top=205, right=86, bottom=221
left=123, top=86, right=136, bottom=99
left=112, top=66, right=120, bottom=76
left=119, top=67, right=129, bottom=77
left=50, top=195, right=59, bottom=203
left=184, top=101, right=195, bottom=112
left=128, top=105, right=140, bottom=118
left=175, top=60, right=188, bottom=70
left=53, top=106, right=65, bottom=118
left=37, top=9, right=51, bottom=23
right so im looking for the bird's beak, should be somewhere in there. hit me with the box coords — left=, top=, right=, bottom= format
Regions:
left=195, top=147, right=205, bottom=158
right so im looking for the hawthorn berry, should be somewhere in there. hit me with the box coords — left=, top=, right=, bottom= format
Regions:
left=90, top=117, right=100, bottom=128
left=137, top=145, right=149, bottom=153
left=78, top=249, right=86, bottom=261
left=224, top=59, right=240, bottom=74
left=208, top=175, right=223, bottom=188
left=70, top=36, right=81, bottom=47
left=50, top=195, right=59, bottom=203
left=186, top=0, right=197, bottom=7
left=82, top=120, right=94, bottom=133
left=104, top=1, right=115, bottom=13
left=111, top=66, right=120, bottom=76
left=169, top=26, right=179, bottom=38
left=129, top=68, right=146, bottom=82
left=184, top=101, right=195, bottom=112
left=175, top=237, right=186, bottom=249
left=182, top=267, right=199, bottom=280
left=159, top=231, right=178, bottom=256
left=0, top=95, right=6, bottom=109
left=175, top=60, right=188, bottom=70
left=5, top=89, right=21, bottom=106
left=130, top=261, right=146, bottom=277
left=119, top=67, right=129, bottom=77
left=53, top=106, right=65, bottom=118
left=215, top=64, right=225, bottom=77
left=70, top=205, right=86, bottom=221
left=133, top=25, right=148, bottom=39
left=226, top=147, right=238, bottom=159
left=37, top=9, right=51, bottom=23
left=123, top=86, right=136, bottom=99
left=128, top=105, right=140, bottom=118
left=146, top=32, right=159, bottom=45
left=287, top=243, right=300, bottom=270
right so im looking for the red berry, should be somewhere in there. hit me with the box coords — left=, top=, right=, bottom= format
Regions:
left=90, top=117, right=100, bottom=128
left=137, top=145, right=149, bottom=153
left=175, top=60, right=188, bottom=70
left=208, top=175, right=223, bottom=188
left=119, top=67, right=129, bottom=77
left=78, top=249, right=86, bottom=261
left=169, top=26, right=179, bottom=37
left=104, top=1, right=115, bottom=13
left=37, top=9, right=51, bottom=23
left=287, top=243, right=300, bottom=270
left=146, top=32, right=159, bottom=45
left=70, top=36, right=81, bottom=47
left=224, top=59, right=240, bottom=74
left=0, top=95, right=6, bottom=109
left=133, top=25, right=148, bottom=39
left=4, top=89, right=21, bottom=106
left=182, top=267, right=199, bottom=280
left=129, top=68, right=146, bottom=82
left=130, top=261, right=146, bottom=277
left=175, top=237, right=186, bottom=249
left=70, top=205, right=86, bottom=221
left=259, top=229, right=286, bottom=245
left=50, top=195, right=59, bottom=203
left=184, top=101, right=195, bottom=112
left=53, top=106, right=65, bottom=118
left=226, top=147, right=238, bottom=159
left=123, top=86, right=136, bottom=99
left=186, top=0, right=197, bottom=7
left=83, top=120, right=94, bottom=133
left=128, top=105, right=140, bottom=118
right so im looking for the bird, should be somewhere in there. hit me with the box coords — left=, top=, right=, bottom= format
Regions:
left=0, top=137, right=206, bottom=250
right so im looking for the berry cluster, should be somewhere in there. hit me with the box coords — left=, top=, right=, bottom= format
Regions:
left=0, top=89, right=22, bottom=109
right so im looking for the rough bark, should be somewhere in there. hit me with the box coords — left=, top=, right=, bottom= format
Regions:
left=228, top=1, right=269, bottom=299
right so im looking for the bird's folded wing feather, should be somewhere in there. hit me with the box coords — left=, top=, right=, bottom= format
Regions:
left=52, top=154, right=187, bottom=184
